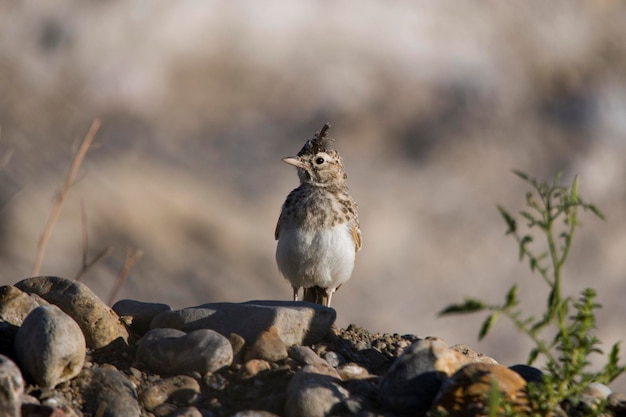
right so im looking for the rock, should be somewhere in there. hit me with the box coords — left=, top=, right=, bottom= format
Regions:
left=378, top=337, right=465, bottom=415
left=167, top=407, right=203, bottom=417
left=21, top=404, right=68, bottom=417
left=0, top=354, right=23, bottom=417
left=288, top=346, right=326, bottom=366
left=285, top=363, right=349, bottom=417
left=140, top=375, right=201, bottom=410
left=137, top=328, right=233, bottom=376
left=450, top=344, right=498, bottom=365
left=232, top=411, right=281, bottom=417
left=112, top=299, right=171, bottom=336
left=244, top=326, right=288, bottom=362
left=608, top=392, right=626, bottom=416
left=77, top=367, right=141, bottom=417
left=336, top=363, right=372, bottom=381
left=322, top=351, right=345, bottom=368
left=14, top=305, right=86, bottom=388
left=433, top=363, right=527, bottom=417
left=151, top=300, right=335, bottom=346
left=241, top=359, right=271, bottom=379
left=227, top=333, right=247, bottom=364
left=509, top=364, right=544, bottom=384
left=14, top=276, right=129, bottom=349
left=576, top=382, right=612, bottom=414
left=0, top=285, right=48, bottom=326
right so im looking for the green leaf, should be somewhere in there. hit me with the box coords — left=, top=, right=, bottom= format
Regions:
left=497, top=205, right=516, bottom=234
left=512, top=170, right=529, bottom=181
left=527, top=347, right=540, bottom=365
left=479, top=312, right=499, bottom=340
left=438, top=299, right=486, bottom=316
left=586, top=203, right=606, bottom=221
left=505, top=285, right=518, bottom=308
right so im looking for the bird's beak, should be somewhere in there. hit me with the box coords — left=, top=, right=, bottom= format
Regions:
left=282, top=157, right=305, bottom=169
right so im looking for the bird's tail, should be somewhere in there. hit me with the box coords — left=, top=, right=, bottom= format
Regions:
left=302, top=286, right=329, bottom=306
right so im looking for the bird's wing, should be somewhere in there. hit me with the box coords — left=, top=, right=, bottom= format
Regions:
left=351, top=223, right=362, bottom=253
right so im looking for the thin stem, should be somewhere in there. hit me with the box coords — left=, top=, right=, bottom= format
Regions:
left=32, top=119, right=101, bottom=276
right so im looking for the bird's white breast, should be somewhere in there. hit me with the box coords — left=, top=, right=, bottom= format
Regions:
left=276, top=221, right=356, bottom=290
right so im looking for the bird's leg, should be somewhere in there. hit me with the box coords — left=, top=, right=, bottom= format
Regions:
left=292, top=286, right=299, bottom=302
left=324, top=289, right=335, bottom=308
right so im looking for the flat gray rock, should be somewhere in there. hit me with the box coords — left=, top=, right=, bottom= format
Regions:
left=150, top=300, right=335, bottom=346
left=15, top=276, right=129, bottom=349
left=14, top=305, right=86, bottom=389
left=112, top=299, right=171, bottom=336
left=137, top=328, right=233, bottom=376
left=285, top=363, right=349, bottom=417
left=0, top=354, right=23, bottom=417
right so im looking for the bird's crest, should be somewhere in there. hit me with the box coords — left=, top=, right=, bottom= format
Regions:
left=298, top=123, right=334, bottom=156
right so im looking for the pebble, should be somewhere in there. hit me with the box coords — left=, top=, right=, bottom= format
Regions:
left=288, top=346, right=326, bottom=366
left=336, top=363, right=372, bottom=381
left=140, top=375, right=201, bottom=410
left=285, top=363, right=349, bottom=417
left=14, top=276, right=129, bottom=349
left=14, top=305, right=86, bottom=388
left=244, top=326, right=288, bottom=362
left=241, top=359, right=271, bottom=379
left=232, top=411, right=281, bottom=417
left=450, top=343, right=498, bottom=365
left=0, top=285, right=48, bottom=326
left=167, top=406, right=203, bottom=417
left=509, top=364, right=544, bottom=384
left=377, top=337, right=464, bottom=415
left=433, top=363, right=527, bottom=416
left=77, top=367, right=141, bottom=417
left=609, top=392, right=626, bottom=415
left=112, top=299, right=171, bottom=336
left=0, top=354, right=23, bottom=417
left=227, top=333, right=247, bottom=364
left=137, top=328, right=233, bottom=376
left=150, top=300, right=335, bottom=346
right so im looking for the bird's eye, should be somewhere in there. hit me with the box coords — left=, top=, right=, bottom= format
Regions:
left=315, top=157, right=325, bottom=165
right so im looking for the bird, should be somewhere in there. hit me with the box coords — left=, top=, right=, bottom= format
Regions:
left=275, top=123, right=362, bottom=307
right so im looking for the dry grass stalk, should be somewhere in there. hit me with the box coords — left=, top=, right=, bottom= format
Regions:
left=32, top=118, right=101, bottom=276
left=107, top=246, right=143, bottom=306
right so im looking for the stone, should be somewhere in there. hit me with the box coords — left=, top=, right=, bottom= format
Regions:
left=0, top=354, right=23, bottom=417
left=76, top=367, right=141, bottom=417
left=241, top=359, right=271, bottom=379
left=112, top=299, right=171, bottom=336
left=244, top=326, right=288, bottom=362
left=150, top=300, right=335, bottom=346
left=433, top=363, right=527, bottom=417
left=140, top=375, right=200, bottom=410
left=232, top=411, right=281, bottom=417
left=14, top=305, right=86, bottom=388
left=227, top=333, right=247, bottom=364
left=14, top=276, right=129, bottom=349
left=509, top=364, right=544, bottom=384
left=137, top=328, right=233, bottom=376
left=288, top=346, right=326, bottom=366
left=450, top=344, right=498, bottom=365
left=336, top=363, right=372, bottom=381
left=608, top=392, right=626, bottom=415
left=378, top=337, right=465, bottom=415
left=285, top=363, right=349, bottom=417
left=167, top=407, right=203, bottom=417
left=0, top=285, right=48, bottom=326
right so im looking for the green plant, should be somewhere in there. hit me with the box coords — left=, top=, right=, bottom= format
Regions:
left=439, top=171, right=624, bottom=415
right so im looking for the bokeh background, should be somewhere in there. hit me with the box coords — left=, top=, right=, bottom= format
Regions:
left=1, top=0, right=626, bottom=389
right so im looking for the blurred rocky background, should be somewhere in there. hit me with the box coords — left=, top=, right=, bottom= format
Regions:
left=1, top=0, right=625, bottom=389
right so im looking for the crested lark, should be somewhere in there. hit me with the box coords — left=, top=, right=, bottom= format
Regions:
left=275, top=123, right=362, bottom=307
